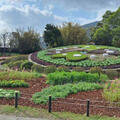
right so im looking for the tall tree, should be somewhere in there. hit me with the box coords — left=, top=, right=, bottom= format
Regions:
left=44, top=24, right=63, bottom=48
left=9, top=28, right=41, bottom=54
left=59, top=22, right=88, bottom=45
left=0, top=31, right=9, bottom=55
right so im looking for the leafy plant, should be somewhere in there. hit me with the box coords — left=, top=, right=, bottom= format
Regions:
left=20, top=61, right=33, bottom=70
left=47, top=71, right=108, bottom=85
left=103, top=80, right=120, bottom=103
left=105, top=70, right=119, bottom=80
left=31, top=64, right=45, bottom=73
left=0, top=71, right=42, bottom=80
left=0, top=89, right=20, bottom=99
left=32, top=82, right=102, bottom=104
left=44, top=65, right=57, bottom=74
left=0, top=80, right=29, bottom=88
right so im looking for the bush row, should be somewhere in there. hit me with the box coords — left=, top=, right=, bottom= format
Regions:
left=47, top=71, right=108, bottom=85
left=32, top=82, right=102, bottom=104
left=0, top=71, right=42, bottom=80
left=0, top=80, right=29, bottom=88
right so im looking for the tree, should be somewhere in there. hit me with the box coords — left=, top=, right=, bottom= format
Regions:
left=0, top=31, right=9, bottom=55
left=112, top=27, right=120, bottom=47
left=93, top=25, right=112, bottom=45
left=91, top=7, right=120, bottom=46
left=9, top=28, right=41, bottom=54
left=44, top=24, right=63, bottom=48
left=59, top=22, right=88, bottom=45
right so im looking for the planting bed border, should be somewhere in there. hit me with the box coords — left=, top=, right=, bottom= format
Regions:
left=30, top=52, right=120, bottom=71
left=0, top=77, right=120, bottom=117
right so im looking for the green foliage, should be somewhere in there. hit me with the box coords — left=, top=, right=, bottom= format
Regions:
left=90, top=67, right=103, bottom=77
left=52, top=53, right=66, bottom=59
left=37, top=45, right=120, bottom=67
left=52, top=51, right=88, bottom=62
left=59, top=22, right=88, bottom=45
left=9, top=28, right=41, bottom=54
left=66, top=52, right=88, bottom=62
left=47, top=71, right=108, bottom=85
left=32, top=82, right=102, bottom=104
left=92, top=26, right=112, bottom=45
left=57, top=66, right=70, bottom=72
left=20, top=61, right=33, bottom=70
left=44, top=65, right=57, bottom=74
left=0, top=71, right=42, bottom=80
left=91, top=8, right=120, bottom=47
left=72, top=67, right=84, bottom=72
left=112, top=27, right=120, bottom=47
left=0, top=80, right=29, bottom=88
left=2, top=55, right=28, bottom=65
left=31, top=64, right=45, bottom=73
left=103, top=80, right=120, bottom=103
left=105, top=70, right=119, bottom=80
left=0, top=89, right=20, bottom=99
left=44, top=24, right=63, bottom=47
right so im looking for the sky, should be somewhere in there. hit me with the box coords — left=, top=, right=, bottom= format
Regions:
left=0, top=0, right=119, bottom=34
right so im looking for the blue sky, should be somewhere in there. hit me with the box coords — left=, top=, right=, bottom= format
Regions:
left=0, top=0, right=119, bottom=33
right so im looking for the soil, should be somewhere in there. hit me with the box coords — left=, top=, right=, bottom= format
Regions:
left=31, top=52, right=120, bottom=70
left=0, top=77, right=120, bottom=117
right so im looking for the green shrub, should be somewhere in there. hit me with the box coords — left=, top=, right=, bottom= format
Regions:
left=105, top=70, right=119, bottom=80
left=2, top=55, right=28, bottom=65
left=44, top=65, right=57, bottom=74
left=90, top=67, right=103, bottom=77
left=72, top=67, right=84, bottom=72
left=0, top=71, right=42, bottom=80
left=32, top=82, right=102, bottom=104
left=7, top=60, right=27, bottom=68
left=57, top=66, right=70, bottom=72
left=47, top=71, right=108, bottom=85
left=20, top=61, right=33, bottom=70
left=31, top=64, right=45, bottom=73
left=66, top=52, right=88, bottom=62
left=103, top=80, right=120, bottom=103
left=0, top=89, right=20, bottom=99
left=52, top=53, right=66, bottom=59
left=0, top=80, right=29, bottom=88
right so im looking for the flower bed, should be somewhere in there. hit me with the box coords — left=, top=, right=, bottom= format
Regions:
left=32, top=82, right=102, bottom=104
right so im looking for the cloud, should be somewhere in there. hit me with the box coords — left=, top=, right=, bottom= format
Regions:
left=0, top=3, right=66, bottom=33
left=0, top=0, right=119, bottom=33
left=43, top=0, right=120, bottom=11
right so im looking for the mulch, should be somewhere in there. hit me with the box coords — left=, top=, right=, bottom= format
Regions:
left=31, top=52, right=120, bottom=70
left=0, top=77, right=120, bottom=117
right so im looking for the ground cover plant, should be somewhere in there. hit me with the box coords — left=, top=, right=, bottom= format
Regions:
left=0, top=89, right=20, bottom=99
left=47, top=71, right=108, bottom=85
left=37, top=45, right=120, bottom=67
left=2, top=55, right=28, bottom=70
left=32, top=82, right=102, bottom=104
left=103, top=80, right=120, bottom=103
left=0, top=80, right=29, bottom=88
left=0, top=71, right=42, bottom=80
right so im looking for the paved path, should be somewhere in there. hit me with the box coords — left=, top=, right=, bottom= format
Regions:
left=0, top=114, right=48, bottom=120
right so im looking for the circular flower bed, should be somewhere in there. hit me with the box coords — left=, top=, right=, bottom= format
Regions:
left=31, top=45, right=120, bottom=68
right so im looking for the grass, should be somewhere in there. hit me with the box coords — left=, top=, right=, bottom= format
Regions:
left=0, top=71, right=42, bottom=80
left=0, top=105, right=119, bottom=120
left=47, top=71, right=108, bottom=85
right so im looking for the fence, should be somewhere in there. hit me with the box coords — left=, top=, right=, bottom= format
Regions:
left=12, top=92, right=120, bottom=117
